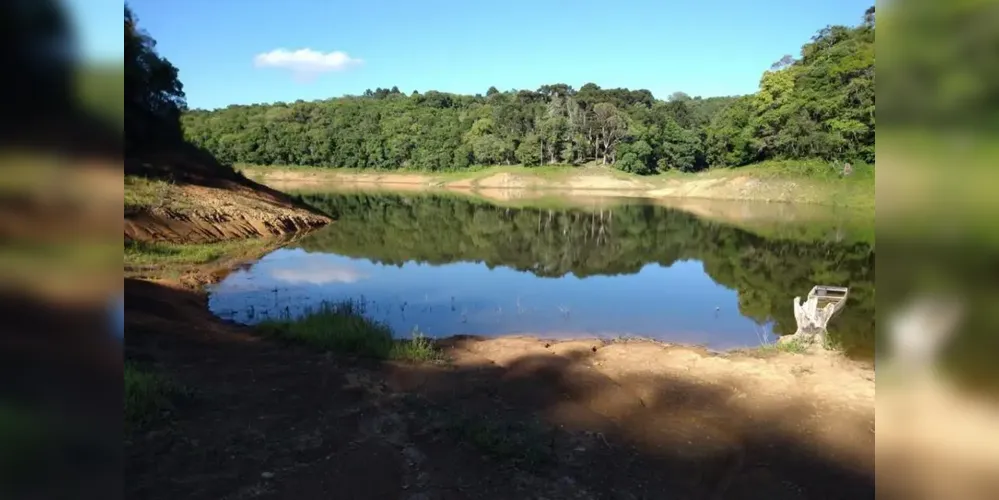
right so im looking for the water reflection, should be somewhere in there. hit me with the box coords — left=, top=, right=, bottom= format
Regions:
left=208, top=192, right=875, bottom=355
left=269, top=253, right=368, bottom=285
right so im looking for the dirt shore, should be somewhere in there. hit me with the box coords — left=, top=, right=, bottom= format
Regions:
left=242, top=165, right=857, bottom=206
left=125, top=260, right=875, bottom=499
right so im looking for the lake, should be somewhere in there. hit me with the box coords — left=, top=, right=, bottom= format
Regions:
left=208, top=190, right=875, bottom=356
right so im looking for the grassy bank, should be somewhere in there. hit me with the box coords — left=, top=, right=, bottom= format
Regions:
left=125, top=240, right=263, bottom=267
left=257, top=299, right=444, bottom=362
left=125, top=175, right=189, bottom=213
left=238, top=160, right=874, bottom=208
left=684, top=159, right=874, bottom=208
left=124, top=239, right=281, bottom=279
left=125, top=363, right=188, bottom=428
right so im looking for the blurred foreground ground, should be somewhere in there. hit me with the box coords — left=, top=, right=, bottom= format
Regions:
left=874, top=1, right=999, bottom=498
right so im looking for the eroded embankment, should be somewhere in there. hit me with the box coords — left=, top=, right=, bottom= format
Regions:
left=125, top=163, right=330, bottom=244
left=124, top=186, right=328, bottom=243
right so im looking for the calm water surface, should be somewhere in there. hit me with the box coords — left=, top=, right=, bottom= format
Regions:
left=208, top=191, right=875, bottom=355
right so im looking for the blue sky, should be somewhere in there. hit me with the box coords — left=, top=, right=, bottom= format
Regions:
left=66, top=0, right=122, bottom=61
left=114, top=0, right=871, bottom=109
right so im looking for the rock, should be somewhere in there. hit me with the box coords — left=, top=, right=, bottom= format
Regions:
left=260, top=471, right=275, bottom=479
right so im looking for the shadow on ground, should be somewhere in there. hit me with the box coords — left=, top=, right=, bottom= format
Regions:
left=124, top=279, right=874, bottom=500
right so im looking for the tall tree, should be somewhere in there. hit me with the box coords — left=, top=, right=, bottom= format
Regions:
left=592, top=103, right=627, bottom=164
left=125, top=5, right=186, bottom=152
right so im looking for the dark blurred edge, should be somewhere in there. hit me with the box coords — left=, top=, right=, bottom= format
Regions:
left=876, top=0, right=999, bottom=394
left=0, top=1, right=123, bottom=499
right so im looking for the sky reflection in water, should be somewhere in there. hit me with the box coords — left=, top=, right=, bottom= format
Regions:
left=207, top=191, right=874, bottom=353
left=210, top=247, right=775, bottom=349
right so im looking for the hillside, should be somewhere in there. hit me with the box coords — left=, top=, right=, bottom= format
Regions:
left=124, top=6, right=328, bottom=244
left=182, top=7, right=874, bottom=176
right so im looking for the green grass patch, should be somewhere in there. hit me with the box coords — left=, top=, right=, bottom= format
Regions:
left=0, top=404, right=55, bottom=488
left=751, top=332, right=845, bottom=356
left=125, top=363, right=187, bottom=428
left=77, top=64, right=124, bottom=131
left=257, top=299, right=445, bottom=362
left=718, top=159, right=873, bottom=181
left=3, top=241, right=120, bottom=272
left=124, top=239, right=273, bottom=270
left=125, top=175, right=193, bottom=212
left=703, top=160, right=874, bottom=209
left=0, top=405, right=49, bottom=460
left=398, top=395, right=555, bottom=467
left=755, top=336, right=810, bottom=355
left=821, top=332, right=846, bottom=352
left=391, top=330, right=444, bottom=362
left=444, top=413, right=554, bottom=467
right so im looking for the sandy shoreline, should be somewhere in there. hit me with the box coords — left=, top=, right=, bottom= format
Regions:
left=241, top=165, right=868, bottom=206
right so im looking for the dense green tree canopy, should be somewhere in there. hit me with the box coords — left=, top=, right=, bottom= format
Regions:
left=182, top=8, right=874, bottom=173
left=125, top=4, right=186, bottom=153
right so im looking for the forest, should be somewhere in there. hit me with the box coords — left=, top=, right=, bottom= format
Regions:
left=293, top=192, right=875, bottom=357
left=182, top=7, right=874, bottom=174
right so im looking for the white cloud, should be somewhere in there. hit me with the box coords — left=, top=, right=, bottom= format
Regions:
left=253, top=48, right=363, bottom=78
left=271, top=264, right=366, bottom=285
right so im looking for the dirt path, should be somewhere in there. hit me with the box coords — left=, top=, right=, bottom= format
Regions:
left=126, top=277, right=874, bottom=500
